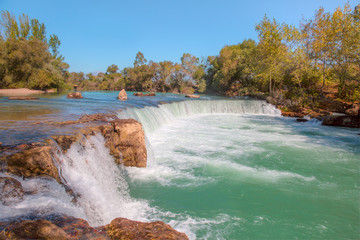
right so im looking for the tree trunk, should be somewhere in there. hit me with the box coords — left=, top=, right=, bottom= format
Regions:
left=269, top=70, right=272, bottom=95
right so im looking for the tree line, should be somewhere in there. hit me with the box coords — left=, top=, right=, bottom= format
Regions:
left=1, top=3, right=359, bottom=107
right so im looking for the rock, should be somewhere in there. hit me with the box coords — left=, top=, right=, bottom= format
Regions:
left=52, top=118, right=147, bottom=167
left=1, top=115, right=147, bottom=185
left=0, top=146, right=61, bottom=183
left=106, top=217, right=189, bottom=240
left=345, top=104, right=359, bottom=116
left=67, top=92, right=83, bottom=99
left=79, top=113, right=117, bottom=122
left=296, top=118, right=308, bottom=122
left=281, top=111, right=305, bottom=118
left=185, top=95, right=200, bottom=98
left=50, top=215, right=110, bottom=239
left=118, top=89, right=127, bottom=100
left=265, top=96, right=277, bottom=105
left=322, top=115, right=360, bottom=128
left=100, top=119, right=147, bottom=167
left=8, top=97, right=40, bottom=100
left=318, top=98, right=349, bottom=113
left=52, top=135, right=81, bottom=152
left=133, top=92, right=156, bottom=97
left=0, top=177, right=24, bottom=205
left=0, top=215, right=188, bottom=240
left=2, top=219, right=69, bottom=240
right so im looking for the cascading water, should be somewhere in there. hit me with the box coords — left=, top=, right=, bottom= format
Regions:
left=54, top=133, right=154, bottom=227
left=118, top=99, right=281, bottom=134
left=1, top=97, right=358, bottom=239
left=118, top=99, right=359, bottom=239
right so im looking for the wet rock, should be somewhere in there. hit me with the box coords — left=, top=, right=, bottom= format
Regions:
left=296, top=118, right=308, bottom=122
left=281, top=111, right=305, bottom=118
left=1, top=146, right=61, bottom=183
left=50, top=215, right=110, bottom=239
left=133, top=92, right=144, bottom=96
left=185, top=94, right=200, bottom=98
left=52, top=135, right=81, bottom=152
left=0, top=215, right=188, bottom=240
left=0, top=177, right=24, bottom=205
left=118, top=89, right=127, bottom=100
left=322, top=115, right=360, bottom=128
left=67, top=92, right=83, bottom=99
left=100, top=119, right=147, bottom=167
left=8, top=97, right=40, bottom=100
left=106, top=217, right=189, bottom=240
left=2, top=219, right=69, bottom=240
left=79, top=113, right=118, bottom=122
left=144, top=92, right=156, bottom=96
left=52, top=118, right=147, bottom=167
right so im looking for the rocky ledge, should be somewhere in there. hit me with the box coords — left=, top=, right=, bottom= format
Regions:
left=265, top=95, right=360, bottom=128
left=0, top=113, right=188, bottom=239
left=0, top=215, right=189, bottom=240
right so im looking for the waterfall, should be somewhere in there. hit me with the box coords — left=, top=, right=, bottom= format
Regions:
left=118, top=99, right=281, bottom=134
left=55, top=133, right=154, bottom=227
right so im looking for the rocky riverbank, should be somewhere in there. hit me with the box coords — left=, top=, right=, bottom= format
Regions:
left=0, top=113, right=188, bottom=239
left=264, top=95, right=360, bottom=128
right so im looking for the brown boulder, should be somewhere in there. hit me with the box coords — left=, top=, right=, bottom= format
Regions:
left=0, top=215, right=188, bottom=240
left=345, top=104, right=359, bottom=116
left=281, top=111, right=305, bottom=118
left=185, top=94, right=200, bottom=98
left=1, top=146, right=61, bottom=183
left=296, top=118, right=308, bottom=122
left=52, top=118, right=147, bottom=168
left=8, top=97, right=40, bottom=100
left=322, top=115, right=360, bottom=128
left=99, top=119, right=147, bottom=167
left=318, top=98, right=349, bottom=113
left=144, top=92, right=156, bottom=96
left=133, top=92, right=144, bottom=96
left=52, top=135, right=81, bottom=152
left=2, top=219, right=69, bottom=240
left=67, top=92, right=83, bottom=99
left=0, top=177, right=24, bottom=205
left=118, top=89, right=127, bottom=100
left=106, top=218, right=189, bottom=240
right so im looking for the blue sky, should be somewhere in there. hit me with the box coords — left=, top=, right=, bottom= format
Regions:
left=0, top=0, right=357, bottom=73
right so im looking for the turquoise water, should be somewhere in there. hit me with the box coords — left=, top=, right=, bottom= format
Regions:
left=1, top=92, right=359, bottom=239
left=122, top=101, right=360, bottom=239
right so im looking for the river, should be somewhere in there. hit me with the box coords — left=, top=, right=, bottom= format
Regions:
left=1, top=91, right=359, bottom=239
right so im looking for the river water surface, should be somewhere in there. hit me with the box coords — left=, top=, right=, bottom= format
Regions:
left=0, top=92, right=359, bottom=239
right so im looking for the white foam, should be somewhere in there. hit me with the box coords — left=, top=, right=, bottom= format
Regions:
left=162, top=212, right=244, bottom=240
left=56, top=133, right=154, bottom=226
left=0, top=174, right=85, bottom=221
left=118, top=99, right=281, bottom=134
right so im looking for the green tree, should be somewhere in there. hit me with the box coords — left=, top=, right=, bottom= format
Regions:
left=48, top=34, right=61, bottom=57
left=256, top=15, right=287, bottom=95
left=106, top=64, right=119, bottom=74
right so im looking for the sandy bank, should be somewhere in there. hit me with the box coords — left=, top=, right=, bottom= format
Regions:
left=0, top=88, right=56, bottom=96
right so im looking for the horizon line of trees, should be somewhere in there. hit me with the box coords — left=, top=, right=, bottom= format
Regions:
left=1, top=3, right=359, bottom=107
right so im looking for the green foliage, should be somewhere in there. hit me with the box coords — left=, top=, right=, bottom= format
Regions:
left=0, top=11, right=68, bottom=90
left=106, top=64, right=119, bottom=74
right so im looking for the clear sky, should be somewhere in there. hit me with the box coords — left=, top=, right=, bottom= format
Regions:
left=0, top=0, right=358, bottom=73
